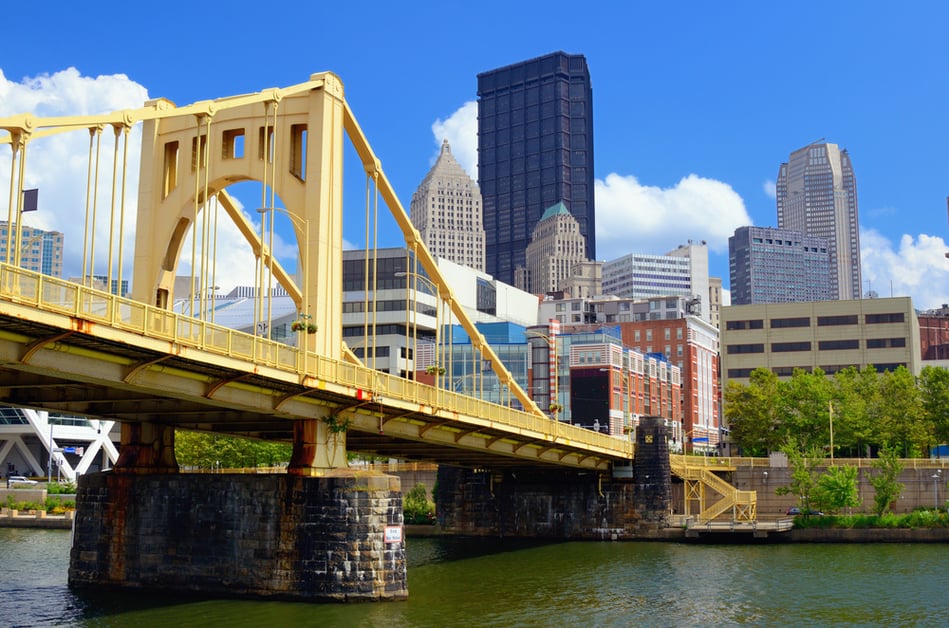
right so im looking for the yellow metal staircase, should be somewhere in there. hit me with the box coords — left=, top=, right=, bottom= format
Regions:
left=670, top=455, right=757, bottom=523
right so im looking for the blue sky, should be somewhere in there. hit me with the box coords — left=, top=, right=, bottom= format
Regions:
left=2, top=1, right=947, bottom=308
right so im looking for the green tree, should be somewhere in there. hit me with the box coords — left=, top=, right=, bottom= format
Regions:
left=874, top=367, right=928, bottom=457
left=724, top=368, right=783, bottom=455
left=868, top=445, right=904, bottom=516
left=403, top=483, right=435, bottom=524
left=920, top=365, right=949, bottom=448
left=774, top=439, right=825, bottom=516
left=781, top=368, right=832, bottom=451
left=175, top=430, right=292, bottom=469
left=832, top=366, right=878, bottom=457
left=811, top=465, right=860, bottom=514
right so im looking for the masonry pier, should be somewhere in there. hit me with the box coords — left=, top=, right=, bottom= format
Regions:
left=68, top=422, right=408, bottom=602
left=436, top=417, right=671, bottom=539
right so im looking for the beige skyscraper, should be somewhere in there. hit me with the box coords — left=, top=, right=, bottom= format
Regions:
left=520, top=201, right=589, bottom=294
left=410, top=140, right=485, bottom=272
left=777, top=141, right=861, bottom=300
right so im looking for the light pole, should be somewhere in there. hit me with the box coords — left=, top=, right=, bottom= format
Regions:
left=526, top=330, right=559, bottom=420
left=933, top=470, right=943, bottom=510
left=256, top=207, right=309, bottom=353
left=828, top=401, right=835, bottom=463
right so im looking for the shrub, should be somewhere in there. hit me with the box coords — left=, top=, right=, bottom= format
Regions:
left=45, top=496, right=76, bottom=514
left=403, top=483, right=435, bottom=525
left=47, top=481, right=76, bottom=495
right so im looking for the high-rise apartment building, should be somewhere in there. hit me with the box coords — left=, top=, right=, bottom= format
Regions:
left=602, top=242, right=710, bottom=322
left=477, top=51, right=595, bottom=285
left=520, top=202, right=588, bottom=294
left=0, top=222, right=64, bottom=277
left=410, top=140, right=485, bottom=272
left=776, top=141, right=861, bottom=300
left=729, top=225, right=831, bottom=305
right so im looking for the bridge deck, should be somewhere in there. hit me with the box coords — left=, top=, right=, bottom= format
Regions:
left=0, top=265, right=632, bottom=470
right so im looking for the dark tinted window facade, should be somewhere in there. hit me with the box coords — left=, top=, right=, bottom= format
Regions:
left=478, top=52, right=595, bottom=284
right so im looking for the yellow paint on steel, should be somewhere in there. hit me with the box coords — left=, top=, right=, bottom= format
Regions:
left=0, top=263, right=631, bottom=468
left=670, top=454, right=757, bottom=522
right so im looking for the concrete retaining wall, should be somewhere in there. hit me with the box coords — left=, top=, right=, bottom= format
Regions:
left=731, top=464, right=946, bottom=515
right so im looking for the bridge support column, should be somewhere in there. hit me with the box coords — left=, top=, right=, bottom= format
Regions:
left=69, top=471, right=407, bottom=601
left=113, top=422, right=178, bottom=474
left=632, top=415, right=672, bottom=528
left=287, top=419, right=347, bottom=475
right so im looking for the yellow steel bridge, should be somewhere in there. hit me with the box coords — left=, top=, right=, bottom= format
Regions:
left=0, top=73, right=751, bottom=519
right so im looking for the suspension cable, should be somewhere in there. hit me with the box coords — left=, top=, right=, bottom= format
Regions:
left=80, top=128, right=95, bottom=283
left=86, top=126, right=103, bottom=288
left=105, top=125, right=121, bottom=294
left=115, top=124, right=130, bottom=297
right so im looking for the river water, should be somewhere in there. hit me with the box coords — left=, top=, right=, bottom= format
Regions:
left=1, top=528, right=945, bottom=626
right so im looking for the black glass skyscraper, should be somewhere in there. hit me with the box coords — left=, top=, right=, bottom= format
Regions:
left=477, top=51, right=595, bottom=285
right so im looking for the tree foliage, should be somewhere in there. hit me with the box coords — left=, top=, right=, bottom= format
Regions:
left=726, top=365, right=939, bottom=457
left=174, top=430, right=292, bottom=469
left=920, top=366, right=949, bottom=446
left=774, top=439, right=825, bottom=515
left=868, top=445, right=904, bottom=516
left=403, top=483, right=435, bottom=524
left=812, top=465, right=861, bottom=514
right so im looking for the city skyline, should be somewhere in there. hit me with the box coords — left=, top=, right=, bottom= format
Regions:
left=0, top=2, right=946, bottom=308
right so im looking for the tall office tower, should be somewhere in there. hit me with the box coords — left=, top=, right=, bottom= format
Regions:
left=729, top=226, right=831, bottom=305
left=410, top=140, right=485, bottom=272
left=520, top=201, right=589, bottom=294
left=776, top=141, right=861, bottom=300
left=477, top=51, right=595, bottom=285
left=602, top=241, right=711, bottom=322
left=0, top=222, right=64, bottom=277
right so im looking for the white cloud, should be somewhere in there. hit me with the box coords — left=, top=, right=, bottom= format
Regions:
left=0, top=68, right=275, bottom=296
left=763, top=179, right=776, bottom=199
left=594, top=173, right=752, bottom=261
left=431, top=101, right=477, bottom=179
left=860, top=228, right=949, bottom=310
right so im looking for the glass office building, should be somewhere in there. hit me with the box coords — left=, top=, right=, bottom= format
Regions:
left=776, top=141, right=861, bottom=300
left=477, top=51, right=595, bottom=285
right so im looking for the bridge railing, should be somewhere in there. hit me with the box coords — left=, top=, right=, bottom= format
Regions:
left=0, top=264, right=631, bottom=458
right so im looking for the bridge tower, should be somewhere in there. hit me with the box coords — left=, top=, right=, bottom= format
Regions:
left=128, top=73, right=348, bottom=475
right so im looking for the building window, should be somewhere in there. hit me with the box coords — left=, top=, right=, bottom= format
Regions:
left=727, top=343, right=764, bottom=354
left=818, top=339, right=860, bottom=351
left=817, top=315, right=858, bottom=326
left=726, top=319, right=763, bottom=330
left=867, top=337, right=907, bottom=349
left=772, top=341, right=811, bottom=352
left=771, top=317, right=810, bottom=328
left=866, top=313, right=905, bottom=324
left=728, top=368, right=756, bottom=378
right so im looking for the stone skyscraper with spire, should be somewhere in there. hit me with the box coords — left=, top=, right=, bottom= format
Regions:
left=410, top=140, right=485, bottom=272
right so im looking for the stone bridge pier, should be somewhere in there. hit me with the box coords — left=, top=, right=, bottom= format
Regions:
left=68, top=421, right=407, bottom=602
left=436, top=416, right=672, bottom=539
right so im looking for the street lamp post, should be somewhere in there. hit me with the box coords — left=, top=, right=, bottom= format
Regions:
left=256, top=207, right=310, bottom=359
left=828, top=401, right=835, bottom=463
left=933, top=470, right=943, bottom=510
